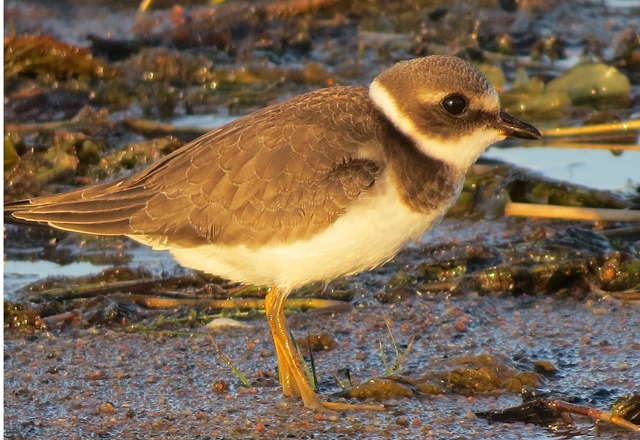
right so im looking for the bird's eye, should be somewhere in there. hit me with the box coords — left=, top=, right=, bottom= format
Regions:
left=441, top=94, right=468, bottom=116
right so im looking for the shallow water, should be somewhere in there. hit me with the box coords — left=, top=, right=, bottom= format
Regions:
left=4, top=260, right=111, bottom=296
left=485, top=146, right=640, bottom=192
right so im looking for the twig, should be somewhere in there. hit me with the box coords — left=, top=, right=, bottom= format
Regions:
left=605, top=291, right=640, bottom=301
left=395, top=335, right=416, bottom=373
left=133, top=296, right=353, bottom=314
left=588, top=281, right=640, bottom=301
left=378, top=340, right=390, bottom=375
left=418, top=280, right=457, bottom=292
left=541, top=120, right=640, bottom=137
left=548, top=399, right=640, bottom=433
left=124, top=117, right=208, bottom=140
left=306, top=335, right=318, bottom=391
left=138, top=0, right=153, bottom=12
left=29, top=275, right=200, bottom=301
left=289, top=330, right=316, bottom=390
left=600, top=225, right=640, bottom=239
left=265, top=0, right=341, bottom=18
left=330, top=371, right=347, bottom=389
left=384, top=319, right=400, bottom=368
left=208, top=334, right=250, bottom=387
left=505, top=203, right=640, bottom=222
left=4, top=119, right=110, bottom=134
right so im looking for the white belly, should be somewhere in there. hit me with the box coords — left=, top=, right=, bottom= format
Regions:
left=133, top=182, right=454, bottom=292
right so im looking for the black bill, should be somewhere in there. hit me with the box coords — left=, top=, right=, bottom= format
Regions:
left=496, top=111, right=541, bottom=140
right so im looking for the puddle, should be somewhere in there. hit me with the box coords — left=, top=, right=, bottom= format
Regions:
left=171, top=114, right=238, bottom=130
left=3, top=260, right=111, bottom=297
left=485, top=145, right=640, bottom=191
left=3, top=243, right=181, bottom=301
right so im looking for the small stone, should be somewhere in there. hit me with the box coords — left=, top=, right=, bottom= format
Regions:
left=454, top=320, right=467, bottom=332
left=86, top=371, right=105, bottom=380
left=295, top=333, right=337, bottom=352
left=211, top=380, right=228, bottom=394
left=98, top=402, right=116, bottom=415
left=534, top=359, right=557, bottom=375
left=205, top=317, right=254, bottom=335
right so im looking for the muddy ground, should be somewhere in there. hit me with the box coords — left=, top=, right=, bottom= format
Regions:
left=5, top=218, right=640, bottom=439
left=4, top=0, right=640, bottom=439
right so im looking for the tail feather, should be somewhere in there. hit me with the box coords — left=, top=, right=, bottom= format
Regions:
left=4, top=180, right=153, bottom=236
left=10, top=204, right=146, bottom=225
left=35, top=219, right=138, bottom=235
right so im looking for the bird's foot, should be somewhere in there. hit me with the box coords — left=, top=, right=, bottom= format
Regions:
left=301, top=393, right=386, bottom=417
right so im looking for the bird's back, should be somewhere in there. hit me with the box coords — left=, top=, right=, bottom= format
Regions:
left=5, top=86, right=391, bottom=249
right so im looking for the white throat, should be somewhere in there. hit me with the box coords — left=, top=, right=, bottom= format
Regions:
left=369, top=80, right=505, bottom=170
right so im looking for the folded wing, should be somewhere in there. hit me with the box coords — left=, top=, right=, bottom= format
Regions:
left=5, top=87, right=385, bottom=248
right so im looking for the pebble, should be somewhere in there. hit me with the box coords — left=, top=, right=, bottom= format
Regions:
left=205, top=318, right=255, bottom=335
left=98, top=402, right=116, bottom=415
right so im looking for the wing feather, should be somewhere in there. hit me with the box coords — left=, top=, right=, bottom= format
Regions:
left=5, top=87, right=386, bottom=247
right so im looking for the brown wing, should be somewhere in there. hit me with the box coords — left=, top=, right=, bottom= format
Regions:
left=5, top=86, right=386, bottom=248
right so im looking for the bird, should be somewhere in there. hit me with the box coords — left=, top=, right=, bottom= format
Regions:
left=5, top=55, right=541, bottom=413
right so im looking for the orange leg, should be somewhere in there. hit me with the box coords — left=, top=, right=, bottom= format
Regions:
left=265, top=287, right=323, bottom=409
left=264, top=288, right=299, bottom=398
left=264, top=287, right=385, bottom=413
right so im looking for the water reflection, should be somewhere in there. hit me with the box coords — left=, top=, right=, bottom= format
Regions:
left=485, top=146, right=639, bottom=191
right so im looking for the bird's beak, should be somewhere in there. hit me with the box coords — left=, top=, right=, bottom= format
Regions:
left=496, top=111, right=541, bottom=140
